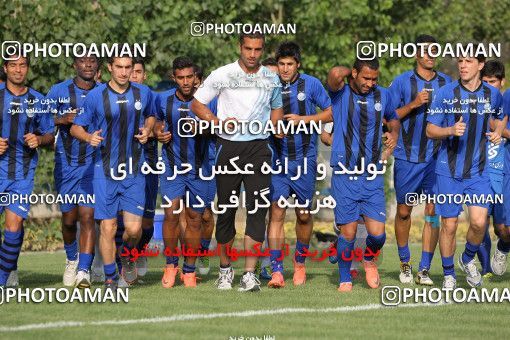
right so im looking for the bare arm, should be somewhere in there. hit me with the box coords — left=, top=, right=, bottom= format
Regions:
left=320, top=131, right=333, bottom=146
left=191, top=99, right=220, bottom=125
left=285, top=106, right=333, bottom=124
left=70, top=124, right=103, bottom=146
left=396, top=91, right=430, bottom=119
left=426, top=118, right=465, bottom=140
left=327, top=66, right=351, bottom=93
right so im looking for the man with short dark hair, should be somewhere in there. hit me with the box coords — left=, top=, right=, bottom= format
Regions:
left=266, top=41, right=332, bottom=288
left=155, top=57, right=215, bottom=288
left=0, top=53, right=55, bottom=287
left=426, top=54, right=505, bottom=289
left=389, top=35, right=452, bottom=285
left=261, top=57, right=278, bottom=74
left=71, top=56, right=155, bottom=290
left=191, top=33, right=283, bottom=292
left=328, top=57, right=399, bottom=292
left=47, top=55, right=99, bottom=288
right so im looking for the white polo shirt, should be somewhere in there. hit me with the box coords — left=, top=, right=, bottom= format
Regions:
left=194, top=60, right=282, bottom=141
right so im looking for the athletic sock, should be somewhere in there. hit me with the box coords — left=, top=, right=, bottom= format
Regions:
left=418, top=251, right=434, bottom=271
left=0, top=230, right=23, bottom=285
left=269, top=249, right=283, bottom=273
left=78, top=253, right=94, bottom=272
left=337, top=235, right=355, bottom=283
left=200, top=238, right=211, bottom=252
left=441, top=255, right=455, bottom=278
left=462, top=241, right=480, bottom=264
left=397, top=243, right=411, bottom=263
left=64, top=240, right=78, bottom=261
left=182, top=262, right=196, bottom=274
left=477, top=231, right=491, bottom=274
left=294, top=240, right=309, bottom=264
left=103, top=262, right=118, bottom=282
left=364, top=232, right=386, bottom=261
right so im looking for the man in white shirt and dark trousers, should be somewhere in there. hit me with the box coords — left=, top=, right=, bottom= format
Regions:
left=191, top=33, right=283, bottom=292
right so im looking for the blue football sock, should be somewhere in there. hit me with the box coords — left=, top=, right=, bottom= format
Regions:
left=12, top=228, right=24, bottom=271
left=397, top=243, right=411, bottom=263
left=104, top=262, right=118, bottom=281
left=364, top=232, right=386, bottom=261
left=337, top=235, right=355, bottom=283
left=200, top=238, right=211, bottom=251
left=418, top=251, right=434, bottom=271
left=477, top=231, right=491, bottom=274
left=182, top=262, right=196, bottom=274
left=441, top=255, right=455, bottom=278
left=270, top=249, right=283, bottom=273
left=294, top=240, right=309, bottom=264
left=165, top=255, right=179, bottom=266
left=462, top=241, right=480, bottom=264
left=78, top=253, right=94, bottom=272
left=64, top=239, right=78, bottom=261
left=0, top=230, right=23, bottom=285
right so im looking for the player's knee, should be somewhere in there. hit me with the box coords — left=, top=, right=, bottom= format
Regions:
left=62, top=223, right=77, bottom=233
left=396, top=205, right=412, bottom=221
left=100, top=224, right=116, bottom=239
left=270, top=209, right=285, bottom=223
left=201, top=208, right=213, bottom=225
left=470, top=217, right=487, bottom=233
left=341, top=228, right=356, bottom=241
left=441, top=219, right=456, bottom=234
left=186, top=209, right=202, bottom=227
left=164, top=209, right=179, bottom=224
left=79, top=212, right=95, bottom=226
left=296, top=211, right=311, bottom=225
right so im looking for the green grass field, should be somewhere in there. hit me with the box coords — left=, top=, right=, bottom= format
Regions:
left=1, top=243, right=509, bottom=340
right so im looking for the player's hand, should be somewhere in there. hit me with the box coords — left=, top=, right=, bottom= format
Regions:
left=135, top=127, right=149, bottom=144
left=413, top=90, right=429, bottom=107
left=222, top=117, right=238, bottom=131
left=0, top=137, right=8, bottom=155
left=451, top=116, right=466, bottom=137
left=155, top=123, right=172, bottom=144
left=88, top=129, right=104, bottom=147
left=284, top=113, right=303, bottom=126
left=383, top=131, right=396, bottom=149
left=24, top=133, right=40, bottom=149
left=64, top=110, right=77, bottom=125
left=486, top=131, right=502, bottom=145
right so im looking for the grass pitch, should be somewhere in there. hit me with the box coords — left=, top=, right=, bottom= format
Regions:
left=1, top=243, right=509, bottom=339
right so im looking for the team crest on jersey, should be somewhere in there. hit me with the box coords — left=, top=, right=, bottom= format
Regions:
left=26, top=108, right=35, bottom=118
left=374, top=102, right=382, bottom=112
left=134, top=100, right=142, bottom=110
left=297, top=92, right=306, bottom=101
